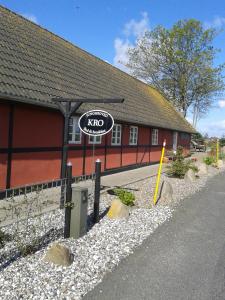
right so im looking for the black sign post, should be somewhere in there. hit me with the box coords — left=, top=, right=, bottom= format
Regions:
left=52, top=98, right=124, bottom=209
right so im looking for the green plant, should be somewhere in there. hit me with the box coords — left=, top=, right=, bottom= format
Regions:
left=166, top=146, right=198, bottom=178
left=113, top=188, right=135, bottom=206
left=203, top=156, right=215, bottom=165
left=0, top=228, right=11, bottom=248
left=18, top=240, right=39, bottom=257
left=185, top=160, right=199, bottom=173
left=219, top=153, right=225, bottom=160
left=220, top=138, right=225, bottom=147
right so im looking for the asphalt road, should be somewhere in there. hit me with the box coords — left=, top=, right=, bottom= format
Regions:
left=84, top=172, right=225, bottom=300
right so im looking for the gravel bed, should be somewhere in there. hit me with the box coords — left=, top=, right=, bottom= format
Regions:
left=117, top=164, right=225, bottom=208
left=0, top=192, right=107, bottom=270
left=0, top=164, right=224, bottom=299
left=0, top=206, right=172, bottom=299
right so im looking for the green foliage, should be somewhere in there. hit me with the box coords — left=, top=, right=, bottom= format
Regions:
left=166, top=146, right=198, bottom=178
left=219, top=153, right=225, bottom=160
left=126, top=19, right=225, bottom=118
left=203, top=156, right=215, bottom=165
left=192, top=132, right=204, bottom=143
left=18, top=241, right=38, bottom=257
left=220, top=138, right=225, bottom=147
left=113, top=188, right=135, bottom=206
left=185, top=160, right=199, bottom=173
left=0, top=229, right=11, bottom=248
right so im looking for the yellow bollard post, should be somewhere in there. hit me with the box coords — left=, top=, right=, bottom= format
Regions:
left=153, top=139, right=166, bottom=205
left=216, top=138, right=219, bottom=163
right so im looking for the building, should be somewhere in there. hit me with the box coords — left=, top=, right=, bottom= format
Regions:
left=0, top=6, right=195, bottom=190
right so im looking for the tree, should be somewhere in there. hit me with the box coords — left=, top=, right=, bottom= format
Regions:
left=125, top=19, right=224, bottom=122
left=192, top=131, right=204, bottom=142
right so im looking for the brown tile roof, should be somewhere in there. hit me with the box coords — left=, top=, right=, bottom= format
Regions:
left=0, top=6, right=195, bottom=133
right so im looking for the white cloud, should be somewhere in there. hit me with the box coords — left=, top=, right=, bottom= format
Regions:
left=22, top=14, right=38, bottom=24
left=123, top=12, right=149, bottom=38
left=218, top=100, right=225, bottom=108
left=212, top=120, right=225, bottom=129
left=204, top=16, right=225, bottom=30
left=113, top=12, right=149, bottom=71
left=113, top=38, right=132, bottom=71
left=198, top=119, right=225, bottom=137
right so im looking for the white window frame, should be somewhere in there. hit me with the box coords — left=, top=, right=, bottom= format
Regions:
left=152, top=128, right=159, bottom=145
left=68, top=116, right=82, bottom=144
left=129, top=126, right=138, bottom=145
left=111, top=124, right=122, bottom=145
left=89, top=135, right=102, bottom=144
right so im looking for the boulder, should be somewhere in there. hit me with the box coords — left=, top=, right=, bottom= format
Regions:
left=107, top=199, right=129, bottom=219
left=43, top=243, right=73, bottom=267
left=197, top=163, right=208, bottom=176
left=184, top=169, right=196, bottom=183
left=217, top=159, right=224, bottom=168
left=159, top=181, right=173, bottom=203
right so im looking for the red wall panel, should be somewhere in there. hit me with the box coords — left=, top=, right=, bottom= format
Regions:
left=0, top=154, right=7, bottom=190
left=150, top=147, right=161, bottom=162
left=106, top=148, right=121, bottom=169
left=122, top=148, right=136, bottom=166
left=158, top=129, right=164, bottom=145
left=68, top=150, right=83, bottom=176
left=85, top=149, right=105, bottom=174
left=138, top=127, right=150, bottom=144
left=0, top=103, right=10, bottom=148
left=122, top=126, right=130, bottom=145
left=163, top=129, right=173, bottom=146
left=11, top=152, right=61, bottom=187
left=106, top=130, right=112, bottom=146
left=13, top=105, right=63, bottom=148
left=137, top=146, right=149, bottom=163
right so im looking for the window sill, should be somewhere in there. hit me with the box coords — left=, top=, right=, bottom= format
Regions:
left=68, top=141, right=82, bottom=145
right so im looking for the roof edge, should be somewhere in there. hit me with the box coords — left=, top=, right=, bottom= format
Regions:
left=0, top=93, right=196, bottom=134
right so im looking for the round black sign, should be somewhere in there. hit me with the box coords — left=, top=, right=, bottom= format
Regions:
left=78, top=110, right=114, bottom=136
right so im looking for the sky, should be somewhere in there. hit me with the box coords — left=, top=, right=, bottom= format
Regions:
left=1, top=0, right=225, bottom=137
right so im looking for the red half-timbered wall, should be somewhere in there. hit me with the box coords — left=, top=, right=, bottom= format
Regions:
left=0, top=101, right=191, bottom=190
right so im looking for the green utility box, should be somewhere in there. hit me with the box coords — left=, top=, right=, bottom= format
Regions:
left=70, top=186, right=88, bottom=239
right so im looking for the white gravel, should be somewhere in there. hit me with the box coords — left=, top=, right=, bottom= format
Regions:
left=0, top=207, right=171, bottom=299
left=0, top=163, right=224, bottom=299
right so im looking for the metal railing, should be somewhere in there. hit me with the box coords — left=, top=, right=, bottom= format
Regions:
left=0, top=165, right=101, bottom=270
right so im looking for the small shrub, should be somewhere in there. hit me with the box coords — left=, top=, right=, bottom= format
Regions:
left=166, top=146, right=198, bottom=178
left=113, top=188, right=135, bottom=206
left=219, top=153, right=225, bottom=160
left=0, top=228, right=11, bottom=248
left=220, top=138, right=225, bottom=147
left=19, top=242, right=38, bottom=257
left=203, top=156, right=215, bottom=165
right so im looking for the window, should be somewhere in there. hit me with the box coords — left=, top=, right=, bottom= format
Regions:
left=129, top=126, right=138, bottom=145
left=111, top=124, right=122, bottom=145
left=152, top=129, right=158, bottom=145
left=89, top=135, right=102, bottom=144
left=68, top=116, right=81, bottom=143
left=180, top=132, right=189, bottom=140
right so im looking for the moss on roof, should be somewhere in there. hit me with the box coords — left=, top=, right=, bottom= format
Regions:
left=0, top=5, right=195, bottom=133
